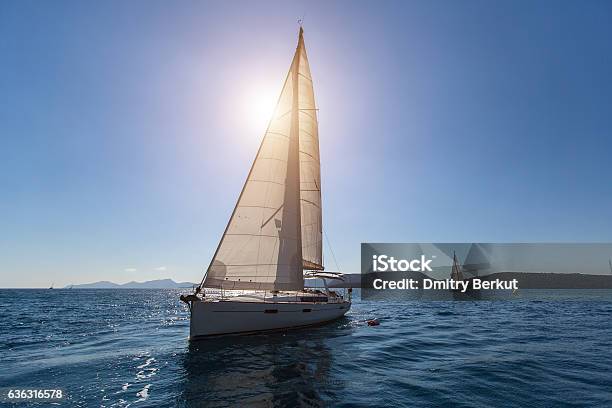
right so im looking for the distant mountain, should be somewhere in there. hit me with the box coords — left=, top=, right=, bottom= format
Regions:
left=69, top=272, right=612, bottom=290
left=70, top=280, right=121, bottom=289
left=67, top=278, right=197, bottom=289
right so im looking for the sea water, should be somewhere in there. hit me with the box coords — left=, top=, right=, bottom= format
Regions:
left=0, top=289, right=611, bottom=407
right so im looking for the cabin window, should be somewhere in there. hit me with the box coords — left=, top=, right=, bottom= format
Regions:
left=264, top=309, right=278, bottom=314
left=302, top=308, right=312, bottom=313
left=300, top=296, right=328, bottom=303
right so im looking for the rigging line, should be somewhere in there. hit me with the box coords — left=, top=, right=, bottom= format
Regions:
left=300, top=110, right=316, bottom=120
left=300, top=128, right=314, bottom=137
left=298, top=73, right=313, bottom=82
left=235, top=205, right=284, bottom=210
left=277, top=109, right=292, bottom=119
left=266, top=131, right=289, bottom=138
left=226, top=233, right=299, bottom=239
left=300, top=198, right=320, bottom=208
left=215, top=263, right=297, bottom=267
left=324, top=230, right=342, bottom=273
left=260, top=205, right=284, bottom=228
left=255, top=157, right=288, bottom=163
left=248, top=179, right=285, bottom=187
left=299, top=150, right=317, bottom=159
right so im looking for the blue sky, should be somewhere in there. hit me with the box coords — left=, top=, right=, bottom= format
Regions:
left=1, top=0, right=612, bottom=287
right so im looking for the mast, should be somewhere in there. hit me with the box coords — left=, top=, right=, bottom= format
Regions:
left=451, top=251, right=463, bottom=281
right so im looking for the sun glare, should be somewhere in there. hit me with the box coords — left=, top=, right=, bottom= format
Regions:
left=243, top=84, right=278, bottom=136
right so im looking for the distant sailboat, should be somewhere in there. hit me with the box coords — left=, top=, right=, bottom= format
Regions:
left=450, top=251, right=481, bottom=300
left=609, top=258, right=612, bottom=275
left=450, top=251, right=463, bottom=282
left=180, top=27, right=351, bottom=339
left=49, top=283, right=54, bottom=290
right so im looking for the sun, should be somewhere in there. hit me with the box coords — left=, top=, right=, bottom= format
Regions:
left=242, top=83, right=279, bottom=135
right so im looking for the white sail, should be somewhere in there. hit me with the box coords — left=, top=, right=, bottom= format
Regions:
left=297, top=36, right=324, bottom=271
left=203, top=28, right=320, bottom=290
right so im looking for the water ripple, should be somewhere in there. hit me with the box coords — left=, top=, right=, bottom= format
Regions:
left=1, top=289, right=612, bottom=407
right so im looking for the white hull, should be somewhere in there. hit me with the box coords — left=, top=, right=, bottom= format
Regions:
left=189, top=297, right=351, bottom=339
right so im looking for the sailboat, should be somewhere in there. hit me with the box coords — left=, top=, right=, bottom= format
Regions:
left=180, top=27, right=351, bottom=339
left=450, top=251, right=481, bottom=300
left=450, top=251, right=463, bottom=283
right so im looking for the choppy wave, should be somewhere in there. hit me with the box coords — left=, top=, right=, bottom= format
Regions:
left=1, top=289, right=611, bottom=407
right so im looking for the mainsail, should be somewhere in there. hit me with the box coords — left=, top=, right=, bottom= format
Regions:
left=202, top=28, right=323, bottom=291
